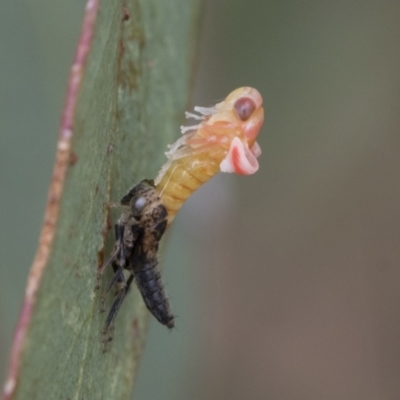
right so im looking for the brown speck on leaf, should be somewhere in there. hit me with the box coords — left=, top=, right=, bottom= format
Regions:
left=107, top=144, right=113, bottom=155
left=64, top=256, right=71, bottom=268
left=97, top=249, right=105, bottom=269
left=132, top=317, right=141, bottom=341
left=69, top=152, right=78, bottom=166
left=101, top=225, right=109, bottom=238
left=101, top=211, right=113, bottom=239
left=107, top=212, right=113, bottom=231
left=67, top=224, right=75, bottom=240
left=74, top=269, right=83, bottom=278
left=132, top=315, right=144, bottom=344
left=119, top=39, right=125, bottom=59
left=122, top=7, right=130, bottom=21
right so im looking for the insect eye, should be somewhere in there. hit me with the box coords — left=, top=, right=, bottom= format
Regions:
left=234, top=97, right=256, bottom=121
left=132, top=196, right=147, bottom=214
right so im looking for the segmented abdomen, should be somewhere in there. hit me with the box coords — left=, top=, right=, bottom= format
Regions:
left=134, top=261, right=174, bottom=329
left=155, top=149, right=223, bottom=225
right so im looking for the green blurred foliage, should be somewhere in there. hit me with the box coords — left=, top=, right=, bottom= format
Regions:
left=0, top=0, right=84, bottom=384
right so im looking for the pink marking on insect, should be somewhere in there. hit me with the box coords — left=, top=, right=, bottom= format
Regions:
left=155, top=87, right=264, bottom=185
left=220, top=137, right=260, bottom=175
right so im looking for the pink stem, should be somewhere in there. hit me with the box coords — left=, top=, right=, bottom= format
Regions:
left=2, top=1, right=99, bottom=398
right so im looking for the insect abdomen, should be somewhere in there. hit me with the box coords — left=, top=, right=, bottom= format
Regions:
left=155, top=151, right=221, bottom=224
left=134, top=261, right=174, bottom=329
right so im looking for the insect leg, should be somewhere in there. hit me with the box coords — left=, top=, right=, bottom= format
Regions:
left=96, top=246, right=119, bottom=290
left=96, top=224, right=125, bottom=290
left=102, top=272, right=128, bottom=346
left=98, top=223, right=129, bottom=314
left=99, top=266, right=124, bottom=313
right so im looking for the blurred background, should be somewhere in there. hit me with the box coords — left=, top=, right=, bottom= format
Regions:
left=2, top=1, right=400, bottom=399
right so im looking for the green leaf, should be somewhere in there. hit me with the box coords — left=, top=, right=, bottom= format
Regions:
left=3, top=0, right=202, bottom=399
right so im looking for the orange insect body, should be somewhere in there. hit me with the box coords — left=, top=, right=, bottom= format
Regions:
left=154, top=87, right=264, bottom=225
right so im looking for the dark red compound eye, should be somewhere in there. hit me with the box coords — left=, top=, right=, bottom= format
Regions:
left=234, top=97, right=256, bottom=121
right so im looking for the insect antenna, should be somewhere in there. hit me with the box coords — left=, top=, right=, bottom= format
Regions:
left=101, top=274, right=134, bottom=350
left=102, top=268, right=124, bottom=298
left=95, top=245, right=120, bottom=290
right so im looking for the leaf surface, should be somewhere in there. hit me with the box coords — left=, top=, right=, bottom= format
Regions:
left=3, top=0, right=202, bottom=399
